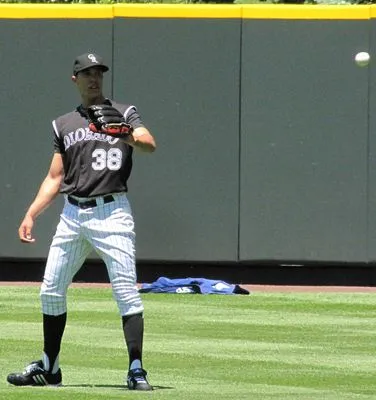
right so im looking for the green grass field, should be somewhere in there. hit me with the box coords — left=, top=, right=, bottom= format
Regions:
left=0, top=285, right=376, bottom=399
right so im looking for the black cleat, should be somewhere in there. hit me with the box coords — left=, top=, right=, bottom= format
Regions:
left=7, top=360, right=62, bottom=386
left=127, top=368, right=153, bottom=391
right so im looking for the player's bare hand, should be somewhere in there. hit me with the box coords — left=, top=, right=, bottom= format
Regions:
left=18, top=215, right=36, bottom=243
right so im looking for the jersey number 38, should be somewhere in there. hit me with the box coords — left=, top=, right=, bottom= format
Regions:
left=92, top=148, right=122, bottom=171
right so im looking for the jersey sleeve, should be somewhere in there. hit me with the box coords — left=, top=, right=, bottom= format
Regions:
left=124, top=106, right=144, bottom=129
left=52, top=120, right=65, bottom=153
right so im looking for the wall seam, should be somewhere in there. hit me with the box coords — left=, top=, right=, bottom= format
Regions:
left=111, top=17, right=115, bottom=100
left=366, top=19, right=372, bottom=263
left=237, top=15, right=243, bottom=263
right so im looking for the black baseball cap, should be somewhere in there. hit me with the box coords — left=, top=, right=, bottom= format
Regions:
left=73, top=52, right=109, bottom=76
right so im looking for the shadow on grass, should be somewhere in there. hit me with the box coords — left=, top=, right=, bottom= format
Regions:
left=63, top=384, right=174, bottom=390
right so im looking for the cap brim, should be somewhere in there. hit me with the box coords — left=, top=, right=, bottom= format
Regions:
left=74, top=65, right=109, bottom=75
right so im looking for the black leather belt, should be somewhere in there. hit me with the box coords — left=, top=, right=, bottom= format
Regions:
left=67, top=195, right=114, bottom=209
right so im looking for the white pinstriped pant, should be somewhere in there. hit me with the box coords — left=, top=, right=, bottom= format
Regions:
left=40, top=193, right=144, bottom=317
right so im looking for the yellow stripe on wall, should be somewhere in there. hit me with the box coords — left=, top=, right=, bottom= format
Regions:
left=0, top=4, right=113, bottom=19
left=242, top=5, right=371, bottom=20
left=114, top=4, right=242, bottom=19
left=0, top=4, right=374, bottom=20
left=370, top=5, right=376, bottom=18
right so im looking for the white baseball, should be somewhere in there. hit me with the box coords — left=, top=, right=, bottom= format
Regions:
left=355, top=52, right=370, bottom=67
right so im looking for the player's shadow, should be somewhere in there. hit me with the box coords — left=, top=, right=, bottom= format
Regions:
left=63, top=384, right=174, bottom=390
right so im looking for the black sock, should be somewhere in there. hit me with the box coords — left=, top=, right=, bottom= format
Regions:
left=122, top=313, right=144, bottom=370
left=43, top=313, right=67, bottom=372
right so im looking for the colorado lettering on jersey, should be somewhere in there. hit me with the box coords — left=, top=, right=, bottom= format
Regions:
left=63, top=127, right=119, bottom=150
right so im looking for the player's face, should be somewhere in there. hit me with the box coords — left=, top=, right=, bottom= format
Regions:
left=73, top=67, right=104, bottom=101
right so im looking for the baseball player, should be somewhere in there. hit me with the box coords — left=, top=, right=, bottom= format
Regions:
left=6, top=52, right=156, bottom=391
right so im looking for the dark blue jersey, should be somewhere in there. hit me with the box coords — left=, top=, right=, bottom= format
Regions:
left=53, top=99, right=144, bottom=197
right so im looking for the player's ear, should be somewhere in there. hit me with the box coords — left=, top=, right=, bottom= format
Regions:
left=71, top=75, right=77, bottom=83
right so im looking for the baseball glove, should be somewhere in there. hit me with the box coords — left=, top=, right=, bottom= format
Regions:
left=87, top=104, right=134, bottom=138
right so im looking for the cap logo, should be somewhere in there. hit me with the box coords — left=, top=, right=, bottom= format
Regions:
left=88, top=54, right=98, bottom=63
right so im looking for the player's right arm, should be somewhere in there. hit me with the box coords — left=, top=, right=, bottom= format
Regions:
left=19, top=153, right=64, bottom=243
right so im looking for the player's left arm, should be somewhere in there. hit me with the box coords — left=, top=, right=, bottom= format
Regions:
left=127, top=127, right=156, bottom=153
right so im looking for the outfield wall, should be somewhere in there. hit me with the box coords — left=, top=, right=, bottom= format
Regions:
left=0, top=5, right=374, bottom=265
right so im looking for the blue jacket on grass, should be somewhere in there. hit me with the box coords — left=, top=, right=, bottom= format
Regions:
left=139, top=277, right=249, bottom=295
